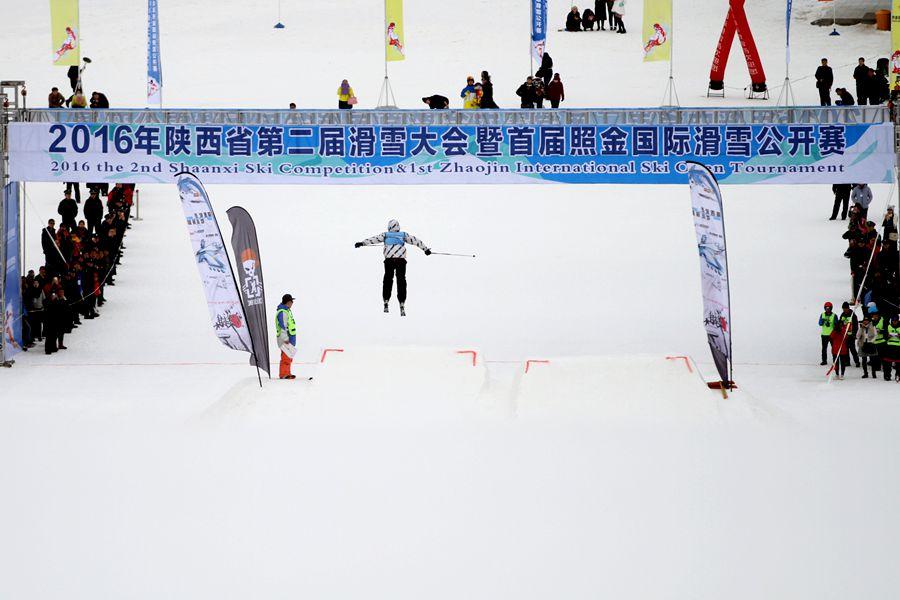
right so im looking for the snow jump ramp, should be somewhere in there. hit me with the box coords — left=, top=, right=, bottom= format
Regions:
left=202, top=348, right=721, bottom=423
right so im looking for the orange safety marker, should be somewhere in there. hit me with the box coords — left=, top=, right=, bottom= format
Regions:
left=524, top=359, right=550, bottom=374
left=665, top=355, right=693, bottom=373
left=456, top=350, right=477, bottom=366
left=320, top=348, right=344, bottom=363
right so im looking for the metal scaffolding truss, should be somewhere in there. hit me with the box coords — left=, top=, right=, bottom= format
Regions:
left=18, top=105, right=891, bottom=127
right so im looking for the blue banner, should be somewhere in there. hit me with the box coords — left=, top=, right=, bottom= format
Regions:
left=786, top=0, right=792, bottom=67
left=531, top=0, right=546, bottom=61
left=2, top=183, right=22, bottom=361
left=147, top=0, right=162, bottom=106
left=8, top=121, right=895, bottom=185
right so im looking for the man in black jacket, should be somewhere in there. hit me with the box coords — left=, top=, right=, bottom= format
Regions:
left=57, top=189, right=78, bottom=229
left=422, top=95, right=449, bottom=109
left=853, top=57, right=869, bottom=105
left=41, top=219, right=65, bottom=276
left=516, top=76, right=538, bottom=108
left=830, top=183, right=852, bottom=220
left=815, top=58, right=834, bottom=106
left=84, top=189, right=104, bottom=237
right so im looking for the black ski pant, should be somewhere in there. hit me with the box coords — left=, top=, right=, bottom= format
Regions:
left=818, top=87, right=832, bottom=106
left=831, top=188, right=850, bottom=219
left=383, top=258, right=407, bottom=303
left=847, top=337, right=859, bottom=365
left=821, top=335, right=831, bottom=363
left=65, top=182, right=81, bottom=203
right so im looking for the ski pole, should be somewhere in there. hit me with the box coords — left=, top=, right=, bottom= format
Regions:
left=430, top=252, right=476, bottom=258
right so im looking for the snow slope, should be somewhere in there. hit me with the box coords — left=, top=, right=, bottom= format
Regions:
left=2, top=1, right=900, bottom=598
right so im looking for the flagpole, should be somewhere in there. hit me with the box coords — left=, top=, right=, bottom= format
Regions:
left=662, top=0, right=679, bottom=106
left=529, top=1, right=534, bottom=77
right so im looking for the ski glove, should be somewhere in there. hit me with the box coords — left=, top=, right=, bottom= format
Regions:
left=354, top=242, right=363, bottom=248
left=424, top=249, right=432, bottom=255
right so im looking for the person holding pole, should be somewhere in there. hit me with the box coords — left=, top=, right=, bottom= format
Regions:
left=355, top=219, right=431, bottom=316
left=275, top=293, right=297, bottom=380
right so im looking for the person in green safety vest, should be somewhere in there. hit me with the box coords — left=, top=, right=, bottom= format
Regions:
left=819, top=301, right=836, bottom=365
left=883, top=314, right=900, bottom=381
left=868, top=305, right=886, bottom=378
left=275, top=293, right=297, bottom=380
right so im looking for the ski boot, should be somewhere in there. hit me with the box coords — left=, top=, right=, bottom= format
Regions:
left=400, top=303, right=406, bottom=317
left=384, top=301, right=389, bottom=313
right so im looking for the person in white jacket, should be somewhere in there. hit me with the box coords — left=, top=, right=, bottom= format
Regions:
left=856, top=316, right=879, bottom=379
left=851, top=183, right=873, bottom=219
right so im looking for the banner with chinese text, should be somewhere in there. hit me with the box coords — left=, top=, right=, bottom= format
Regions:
left=688, top=162, right=731, bottom=384
left=147, top=0, right=163, bottom=106
left=9, top=121, right=894, bottom=185
left=176, top=173, right=254, bottom=355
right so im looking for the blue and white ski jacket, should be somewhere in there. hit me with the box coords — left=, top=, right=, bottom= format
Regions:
left=359, top=219, right=430, bottom=259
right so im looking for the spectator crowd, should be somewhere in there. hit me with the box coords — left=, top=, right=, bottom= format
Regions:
left=815, top=56, right=898, bottom=107
left=821, top=183, right=900, bottom=380
left=566, top=1, right=626, bottom=33
left=17, top=74, right=134, bottom=356
left=19, top=183, right=135, bottom=355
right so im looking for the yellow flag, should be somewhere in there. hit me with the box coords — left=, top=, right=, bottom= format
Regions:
left=385, top=0, right=405, bottom=62
left=892, top=1, right=900, bottom=86
left=50, top=0, right=80, bottom=66
left=642, top=0, right=672, bottom=63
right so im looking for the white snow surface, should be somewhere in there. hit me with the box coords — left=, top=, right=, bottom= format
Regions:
left=2, top=1, right=900, bottom=598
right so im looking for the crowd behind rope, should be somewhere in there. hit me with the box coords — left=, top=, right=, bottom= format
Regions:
left=16, top=74, right=135, bottom=357
left=821, top=184, right=900, bottom=380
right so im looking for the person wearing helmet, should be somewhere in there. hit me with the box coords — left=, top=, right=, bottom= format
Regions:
left=819, top=302, right=837, bottom=365
left=355, top=219, right=431, bottom=316
left=830, top=317, right=852, bottom=379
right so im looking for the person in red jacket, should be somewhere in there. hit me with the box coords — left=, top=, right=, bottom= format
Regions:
left=830, top=318, right=852, bottom=379
left=547, top=73, right=565, bottom=108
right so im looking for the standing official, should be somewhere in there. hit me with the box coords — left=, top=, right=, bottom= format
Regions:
left=275, top=293, right=297, bottom=380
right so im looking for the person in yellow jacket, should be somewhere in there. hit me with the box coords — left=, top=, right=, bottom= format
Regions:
left=337, top=79, right=355, bottom=109
left=275, top=293, right=297, bottom=380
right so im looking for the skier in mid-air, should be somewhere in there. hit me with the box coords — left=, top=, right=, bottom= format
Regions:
left=355, top=219, right=431, bottom=316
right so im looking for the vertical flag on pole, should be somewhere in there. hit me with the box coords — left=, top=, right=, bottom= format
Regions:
left=175, top=172, right=255, bottom=360
left=892, top=0, right=900, bottom=86
left=385, top=0, right=405, bottom=61
left=642, top=0, right=672, bottom=62
left=786, top=0, right=793, bottom=69
left=687, top=162, right=733, bottom=387
left=147, top=0, right=163, bottom=106
left=227, top=206, right=271, bottom=378
left=2, top=183, right=23, bottom=362
left=49, top=0, right=80, bottom=66
left=531, top=0, right=547, bottom=62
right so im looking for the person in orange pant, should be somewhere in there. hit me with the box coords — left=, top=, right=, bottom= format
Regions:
left=275, top=293, right=297, bottom=380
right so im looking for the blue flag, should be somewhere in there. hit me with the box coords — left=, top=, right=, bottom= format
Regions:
left=147, top=0, right=162, bottom=106
left=786, top=0, right=792, bottom=67
left=2, top=183, right=22, bottom=362
left=531, top=0, right=546, bottom=62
